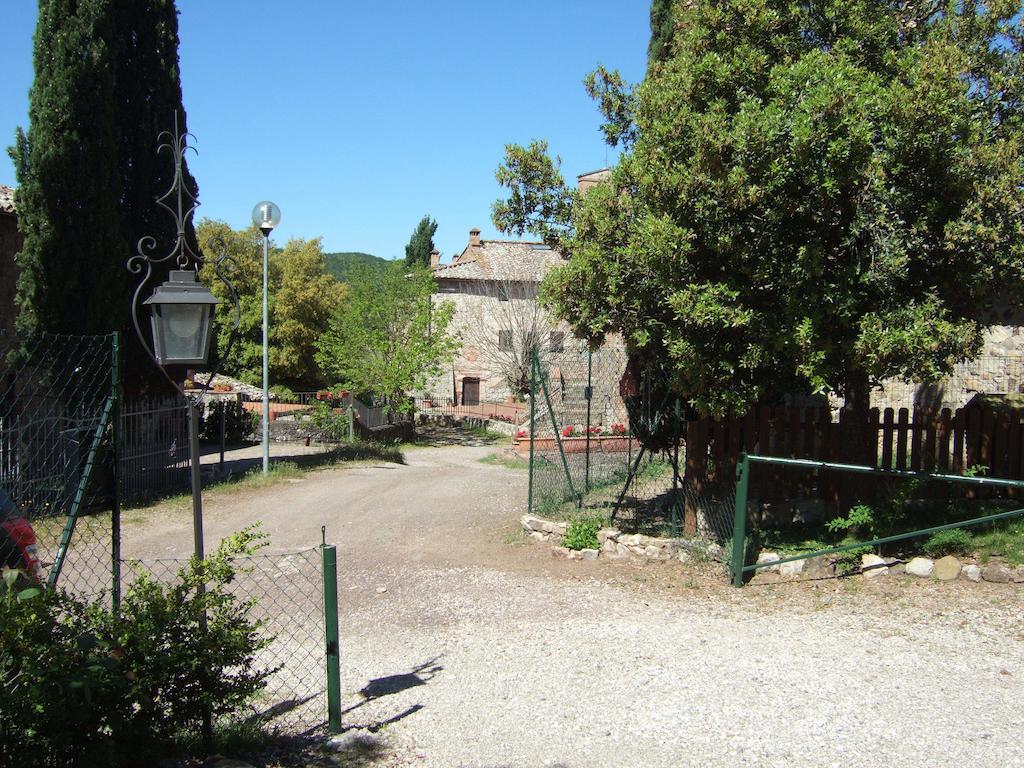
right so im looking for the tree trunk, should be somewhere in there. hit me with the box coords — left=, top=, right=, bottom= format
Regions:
left=843, top=366, right=873, bottom=466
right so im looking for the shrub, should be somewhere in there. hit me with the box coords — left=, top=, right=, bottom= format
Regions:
left=310, top=399, right=351, bottom=441
left=200, top=400, right=258, bottom=443
left=0, top=527, right=275, bottom=766
left=922, top=528, right=974, bottom=558
left=563, top=515, right=603, bottom=550
left=0, top=572, right=127, bottom=767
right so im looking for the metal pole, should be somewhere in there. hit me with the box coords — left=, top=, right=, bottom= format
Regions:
left=188, top=396, right=213, bottom=750
left=731, top=454, right=751, bottom=588
left=262, top=231, right=270, bottom=474
left=322, top=531, right=342, bottom=733
left=110, top=332, right=122, bottom=613
left=219, top=398, right=226, bottom=475
left=528, top=348, right=538, bottom=515
left=584, top=349, right=592, bottom=493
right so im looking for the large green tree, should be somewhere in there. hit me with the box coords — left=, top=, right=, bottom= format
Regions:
left=495, top=0, right=1024, bottom=444
left=404, top=215, right=438, bottom=267
left=9, top=0, right=198, bottom=345
left=315, top=262, right=458, bottom=409
left=8, top=0, right=125, bottom=335
left=197, top=220, right=346, bottom=390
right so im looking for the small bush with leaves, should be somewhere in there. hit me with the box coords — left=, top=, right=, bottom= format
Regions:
left=922, top=528, right=974, bottom=558
left=0, top=526, right=276, bottom=766
left=563, top=515, right=603, bottom=551
left=200, top=400, right=258, bottom=444
left=98, top=525, right=276, bottom=753
left=309, top=399, right=351, bottom=442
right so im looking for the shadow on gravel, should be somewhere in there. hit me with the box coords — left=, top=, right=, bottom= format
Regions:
left=342, top=656, right=444, bottom=734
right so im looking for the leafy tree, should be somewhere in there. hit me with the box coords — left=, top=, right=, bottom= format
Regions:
left=197, top=220, right=346, bottom=390
left=9, top=0, right=199, bottom=347
left=404, top=215, right=438, bottom=267
left=494, top=0, right=1024, bottom=462
left=315, top=262, right=459, bottom=410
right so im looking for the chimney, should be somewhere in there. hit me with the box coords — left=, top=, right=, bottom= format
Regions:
left=430, top=248, right=441, bottom=269
left=469, top=227, right=481, bottom=247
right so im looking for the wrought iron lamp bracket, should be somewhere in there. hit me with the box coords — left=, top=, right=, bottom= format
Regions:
left=126, top=113, right=241, bottom=402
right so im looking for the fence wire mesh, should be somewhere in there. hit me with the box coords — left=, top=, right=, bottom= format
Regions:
left=122, top=547, right=327, bottom=734
left=0, top=332, right=116, bottom=598
left=528, top=342, right=734, bottom=541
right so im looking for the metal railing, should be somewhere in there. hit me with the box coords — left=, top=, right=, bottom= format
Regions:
left=730, top=453, right=1024, bottom=586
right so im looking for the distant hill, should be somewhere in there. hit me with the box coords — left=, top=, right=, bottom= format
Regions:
left=324, top=252, right=388, bottom=282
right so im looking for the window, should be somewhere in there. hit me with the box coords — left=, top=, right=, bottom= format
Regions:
left=498, top=330, right=513, bottom=351
left=549, top=331, right=564, bottom=353
left=497, top=284, right=509, bottom=302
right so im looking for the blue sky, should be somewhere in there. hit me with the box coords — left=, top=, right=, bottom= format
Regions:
left=0, top=1, right=649, bottom=261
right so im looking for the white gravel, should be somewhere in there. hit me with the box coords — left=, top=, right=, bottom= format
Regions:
left=116, top=436, right=1024, bottom=767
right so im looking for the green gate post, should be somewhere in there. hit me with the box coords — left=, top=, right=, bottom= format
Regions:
left=730, top=454, right=751, bottom=587
left=322, top=533, right=342, bottom=733
left=528, top=349, right=537, bottom=515
left=110, top=332, right=122, bottom=612
left=584, top=349, right=592, bottom=492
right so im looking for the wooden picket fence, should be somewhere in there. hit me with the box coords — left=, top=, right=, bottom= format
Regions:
left=685, top=404, right=1024, bottom=503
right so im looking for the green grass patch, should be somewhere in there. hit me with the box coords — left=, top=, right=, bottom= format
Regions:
left=971, top=518, right=1024, bottom=565
left=479, top=452, right=530, bottom=470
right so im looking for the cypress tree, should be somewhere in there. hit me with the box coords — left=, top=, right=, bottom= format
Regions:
left=404, top=215, right=438, bottom=268
left=9, top=0, right=127, bottom=335
left=9, top=0, right=199, bottom=348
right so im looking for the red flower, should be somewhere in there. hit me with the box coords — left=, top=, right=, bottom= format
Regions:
left=561, top=426, right=574, bottom=438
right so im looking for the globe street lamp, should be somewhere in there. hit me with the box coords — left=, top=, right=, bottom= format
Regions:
left=252, top=201, right=280, bottom=475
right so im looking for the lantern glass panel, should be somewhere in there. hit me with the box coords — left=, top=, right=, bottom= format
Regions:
left=155, top=304, right=209, bottom=363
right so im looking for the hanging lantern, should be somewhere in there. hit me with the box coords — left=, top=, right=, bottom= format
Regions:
left=143, top=270, right=220, bottom=366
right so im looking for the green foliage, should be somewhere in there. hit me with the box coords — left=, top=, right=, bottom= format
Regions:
left=563, top=515, right=604, bottom=550
left=197, top=219, right=347, bottom=390
left=200, top=400, right=258, bottom=444
left=495, top=0, right=1024, bottom=417
left=922, top=528, right=975, bottom=558
left=99, top=526, right=274, bottom=751
left=309, top=399, right=351, bottom=442
left=9, top=0, right=198, bottom=358
left=826, top=504, right=876, bottom=537
left=315, top=262, right=459, bottom=410
left=0, top=570, right=126, bottom=767
left=404, top=215, right=438, bottom=268
left=323, top=251, right=387, bottom=282
left=0, top=527, right=273, bottom=766
left=971, top=518, right=1024, bottom=565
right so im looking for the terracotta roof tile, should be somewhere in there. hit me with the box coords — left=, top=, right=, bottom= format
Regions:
left=433, top=239, right=563, bottom=282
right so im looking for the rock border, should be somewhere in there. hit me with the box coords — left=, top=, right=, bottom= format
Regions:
left=521, top=515, right=724, bottom=563
left=523, top=514, right=1024, bottom=584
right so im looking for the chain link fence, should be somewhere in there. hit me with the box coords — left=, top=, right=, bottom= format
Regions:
left=0, top=332, right=116, bottom=598
left=2, top=332, right=333, bottom=738
left=124, top=547, right=328, bottom=733
left=528, top=341, right=734, bottom=541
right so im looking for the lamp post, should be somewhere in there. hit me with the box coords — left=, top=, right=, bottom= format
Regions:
left=252, top=201, right=280, bottom=475
left=128, top=116, right=240, bottom=755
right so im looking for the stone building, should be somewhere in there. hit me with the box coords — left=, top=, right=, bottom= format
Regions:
left=429, top=229, right=568, bottom=405
left=426, top=169, right=619, bottom=410
left=0, top=186, right=22, bottom=338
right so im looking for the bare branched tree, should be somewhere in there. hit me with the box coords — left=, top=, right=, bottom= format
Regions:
left=455, top=277, right=561, bottom=398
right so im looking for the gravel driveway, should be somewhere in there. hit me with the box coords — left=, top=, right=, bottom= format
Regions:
left=120, top=440, right=1024, bottom=768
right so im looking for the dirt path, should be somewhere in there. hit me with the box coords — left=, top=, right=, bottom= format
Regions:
left=117, top=442, right=1024, bottom=768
